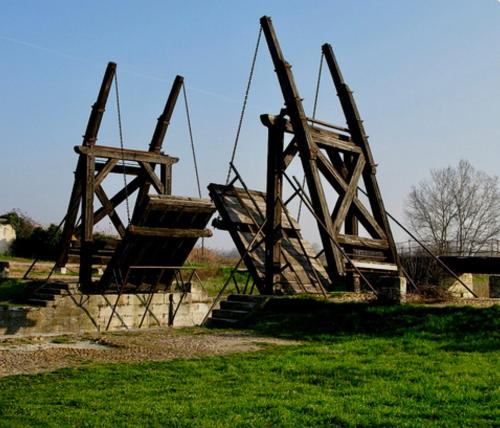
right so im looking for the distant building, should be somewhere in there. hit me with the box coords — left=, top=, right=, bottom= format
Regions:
left=0, top=218, right=16, bottom=255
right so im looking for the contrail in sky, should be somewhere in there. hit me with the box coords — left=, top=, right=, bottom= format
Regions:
left=0, top=34, right=244, bottom=106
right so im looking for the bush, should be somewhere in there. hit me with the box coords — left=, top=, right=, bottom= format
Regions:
left=1, top=210, right=61, bottom=261
left=13, top=224, right=61, bottom=260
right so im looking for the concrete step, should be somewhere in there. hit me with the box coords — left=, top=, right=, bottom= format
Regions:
left=208, top=317, right=240, bottom=328
left=227, top=294, right=266, bottom=303
left=31, top=292, right=57, bottom=301
left=26, top=298, right=51, bottom=307
left=219, top=300, right=257, bottom=311
left=211, top=309, right=250, bottom=320
left=42, top=287, right=69, bottom=295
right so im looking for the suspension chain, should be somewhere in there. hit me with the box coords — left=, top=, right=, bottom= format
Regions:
left=182, top=83, right=202, bottom=199
left=225, top=25, right=263, bottom=185
left=297, top=51, right=324, bottom=221
left=114, top=71, right=131, bottom=225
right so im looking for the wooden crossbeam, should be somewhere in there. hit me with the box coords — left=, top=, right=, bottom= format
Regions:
left=315, top=150, right=386, bottom=239
left=337, top=235, right=389, bottom=250
left=95, top=161, right=141, bottom=178
left=128, top=225, right=212, bottom=238
left=94, top=159, right=119, bottom=186
left=75, top=145, right=178, bottom=165
left=262, top=114, right=360, bottom=154
left=94, top=185, right=126, bottom=237
left=331, top=154, right=365, bottom=233
left=139, top=162, right=165, bottom=194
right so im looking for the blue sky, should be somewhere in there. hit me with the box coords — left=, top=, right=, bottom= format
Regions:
left=0, top=1, right=499, bottom=249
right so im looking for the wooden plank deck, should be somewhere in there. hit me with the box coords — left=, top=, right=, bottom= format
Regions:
left=209, top=183, right=329, bottom=295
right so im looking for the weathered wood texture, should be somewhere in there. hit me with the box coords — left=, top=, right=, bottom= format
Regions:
left=209, top=184, right=328, bottom=295
left=258, top=16, right=400, bottom=283
left=97, top=195, right=215, bottom=293
left=55, top=67, right=212, bottom=292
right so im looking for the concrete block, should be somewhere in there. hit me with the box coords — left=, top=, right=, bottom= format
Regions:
left=0, top=261, right=10, bottom=278
left=444, top=273, right=474, bottom=298
left=371, top=276, right=407, bottom=304
left=489, top=276, right=500, bottom=298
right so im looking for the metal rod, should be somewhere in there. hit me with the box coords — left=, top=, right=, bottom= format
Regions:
left=201, top=219, right=268, bottom=325
left=356, top=186, right=478, bottom=298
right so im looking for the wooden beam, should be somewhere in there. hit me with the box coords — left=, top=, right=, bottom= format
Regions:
left=262, top=114, right=360, bottom=154
left=139, top=162, right=164, bottom=194
left=94, top=185, right=126, bottom=237
left=132, top=76, right=184, bottom=222
left=316, top=151, right=386, bottom=239
left=55, top=63, right=116, bottom=268
left=95, top=161, right=142, bottom=178
left=260, top=15, right=344, bottom=277
left=94, top=159, right=119, bottom=186
left=93, top=176, right=142, bottom=224
left=337, top=234, right=389, bottom=250
left=322, top=43, right=400, bottom=273
left=282, top=138, right=298, bottom=169
left=265, top=118, right=285, bottom=294
left=331, top=154, right=365, bottom=233
left=75, top=145, right=179, bottom=165
left=128, top=225, right=212, bottom=238
left=80, top=153, right=95, bottom=286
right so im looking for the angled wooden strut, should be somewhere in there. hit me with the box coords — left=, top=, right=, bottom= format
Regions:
left=259, top=16, right=401, bottom=285
left=55, top=64, right=184, bottom=288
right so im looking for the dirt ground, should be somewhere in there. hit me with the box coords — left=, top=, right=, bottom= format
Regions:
left=0, top=329, right=298, bottom=378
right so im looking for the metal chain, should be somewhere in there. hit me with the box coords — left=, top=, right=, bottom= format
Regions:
left=114, top=71, right=131, bottom=225
left=225, top=25, right=263, bottom=185
left=182, top=83, right=202, bottom=199
left=297, top=51, right=324, bottom=221
left=182, top=82, right=205, bottom=253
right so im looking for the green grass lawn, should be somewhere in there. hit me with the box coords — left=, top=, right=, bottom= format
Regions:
left=0, top=301, right=498, bottom=427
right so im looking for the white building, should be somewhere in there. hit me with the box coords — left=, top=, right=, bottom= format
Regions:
left=0, top=220, right=16, bottom=255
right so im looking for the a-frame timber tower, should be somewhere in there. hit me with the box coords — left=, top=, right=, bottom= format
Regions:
left=55, top=62, right=214, bottom=293
left=211, top=17, right=402, bottom=296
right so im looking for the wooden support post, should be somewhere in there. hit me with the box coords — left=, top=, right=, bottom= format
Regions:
left=161, top=164, right=172, bottom=195
left=264, top=117, right=285, bottom=295
left=80, top=154, right=95, bottom=286
left=56, top=62, right=116, bottom=268
left=260, top=16, right=344, bottom=279
left=132, top=75, right=184, bottom=222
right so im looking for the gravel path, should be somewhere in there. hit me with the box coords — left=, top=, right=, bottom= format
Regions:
left=0, top=329, right=298, bottom=377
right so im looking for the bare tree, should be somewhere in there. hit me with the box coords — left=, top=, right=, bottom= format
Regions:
left=406, top=160, right=500, bottom=255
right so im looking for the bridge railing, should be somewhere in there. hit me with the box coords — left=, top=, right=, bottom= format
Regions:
left=396, top=239, right=500, bottom=258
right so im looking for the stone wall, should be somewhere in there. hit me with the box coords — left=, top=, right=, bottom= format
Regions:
left=0, top=286, right=214, bottom=335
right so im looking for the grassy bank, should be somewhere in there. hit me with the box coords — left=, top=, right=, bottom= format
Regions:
left=0, top=301, right=498, bottom=427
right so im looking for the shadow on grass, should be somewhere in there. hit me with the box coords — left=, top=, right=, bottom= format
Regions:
left=241, top=298, right=500, bottom=353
